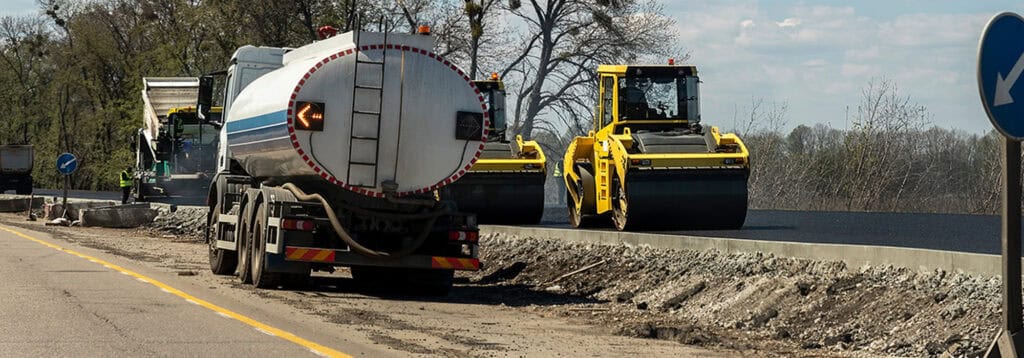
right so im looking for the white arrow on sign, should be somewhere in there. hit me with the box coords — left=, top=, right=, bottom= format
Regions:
left=995, top=51, right=1024, bottom=107
left=60, top=158, right=76, bottom=169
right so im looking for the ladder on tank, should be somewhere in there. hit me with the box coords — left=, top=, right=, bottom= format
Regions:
left=346, top=30, right=387, bottom=188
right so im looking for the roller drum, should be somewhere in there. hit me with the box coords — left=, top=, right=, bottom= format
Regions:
left=446, top=172, right=546, bottom=225
left=619, top=168, right=748, bottom=230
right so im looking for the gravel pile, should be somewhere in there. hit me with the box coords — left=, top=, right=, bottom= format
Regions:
left=468, top=233, right=1001, bottom=357
left=145, top=206, right=208, bottom=241
left=134, top=205, right=1002, bottom=356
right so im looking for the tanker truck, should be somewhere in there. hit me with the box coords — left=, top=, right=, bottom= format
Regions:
left=202, top=28, right=484, bottom=294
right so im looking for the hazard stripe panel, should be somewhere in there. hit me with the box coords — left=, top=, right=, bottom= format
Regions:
left=285, top=247, right=336, bottom=262
left=430, top=257, right=480, bottom=271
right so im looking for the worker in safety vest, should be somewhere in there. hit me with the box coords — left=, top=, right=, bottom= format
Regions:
left=120, top=166, right=133, bottom=204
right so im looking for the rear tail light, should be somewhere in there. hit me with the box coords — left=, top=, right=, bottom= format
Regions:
left=448, top=230, right=479, bottom=242
left=281, top=218, right=315, bottom=231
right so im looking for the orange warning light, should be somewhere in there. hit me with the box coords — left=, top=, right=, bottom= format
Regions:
left=418, top=25, right=431, bottom=35
left=490, top=72, right=499, bottom=80
left=295, top=102, right=325, bottom=131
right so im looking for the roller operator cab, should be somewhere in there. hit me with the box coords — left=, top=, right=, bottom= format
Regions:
left=444, top=77, right=547, bottom=225
left=562, top=64, right=750, bottom=231
left=203, top=30, right=483, bottom=295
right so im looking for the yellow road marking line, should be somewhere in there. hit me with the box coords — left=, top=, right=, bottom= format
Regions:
left=0, top=225, right=351, bottom=358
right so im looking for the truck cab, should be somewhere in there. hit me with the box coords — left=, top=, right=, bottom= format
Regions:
left=213, top=46, right=289, bottom=174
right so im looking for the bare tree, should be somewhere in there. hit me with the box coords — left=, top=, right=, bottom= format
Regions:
left=501, top=0, right=677, bottom=139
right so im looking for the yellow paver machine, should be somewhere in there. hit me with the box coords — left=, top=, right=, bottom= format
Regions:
left=445, top=76, right=547, bottom=224
left=562, top=63, right=749, bottom=231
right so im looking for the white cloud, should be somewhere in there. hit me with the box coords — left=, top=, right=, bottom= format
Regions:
left=877, top=13, right=990, bottom=47
left=845, top=46, right=880, bottom=61
left=662, top=1, right=1003, bottom=133
left=776, top=17, right=801, bottom=27
left=841, top=64, right=875, bottom=78
left=803, top=59, right=828, bottom=67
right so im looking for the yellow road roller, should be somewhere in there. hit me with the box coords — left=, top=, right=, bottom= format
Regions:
left=445, top=76, right=547, bottom=224
left=562, top=63, right=749, bottom=230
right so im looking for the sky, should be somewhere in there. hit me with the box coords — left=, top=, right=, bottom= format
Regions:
left=661, top=0, right=1024, bottom=134
left=2, top=1, right=1023, bottom=134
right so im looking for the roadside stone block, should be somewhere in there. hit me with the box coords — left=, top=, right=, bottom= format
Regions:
left=0, top=195, right=43, bottom=212
left=78, top=203, right=158, bottom=228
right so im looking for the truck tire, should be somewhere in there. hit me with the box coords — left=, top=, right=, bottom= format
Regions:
left=236, top=196, right=254, bottom=284
left=251, top=202, right=283, bottom=289
left=207, top=203, right=237, bottom=275
left=351, top=266, right=454, bottom=296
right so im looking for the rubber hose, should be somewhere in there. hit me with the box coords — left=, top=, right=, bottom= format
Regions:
left=281, top=183, right=442, bottom=259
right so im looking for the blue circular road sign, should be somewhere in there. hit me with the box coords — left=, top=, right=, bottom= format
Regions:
left=979, top=12, right=1024, bottom=140
left=56, top=152, right=78, bottom=175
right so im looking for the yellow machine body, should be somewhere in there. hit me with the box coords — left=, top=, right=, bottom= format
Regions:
left=562, top=64, right=750, bottom=230
left=445, top=79, right=547, bottom=224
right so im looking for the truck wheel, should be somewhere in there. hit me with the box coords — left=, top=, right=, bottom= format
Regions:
left=207, top=203, right=237, bottom=275
left=236, top=200, right=253, bottom=284
left=408, top=269, right=454, bottom=296
left=351, top=266, right=453, bottom=296
left=15, top=182, right=31, bottom=195
left=251, top=202, right=283, bottom=289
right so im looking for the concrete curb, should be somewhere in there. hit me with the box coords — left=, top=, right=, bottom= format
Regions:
left=480, top=225, right=1003, bottom=277
left=79, top=203, right=159, bottom=228
left=0, top=196, right=43, bottom=212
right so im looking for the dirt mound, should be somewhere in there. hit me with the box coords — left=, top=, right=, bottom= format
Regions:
left=144, top=205, right=207, bottom=241
left=468, top=233, right=1000, bottom=357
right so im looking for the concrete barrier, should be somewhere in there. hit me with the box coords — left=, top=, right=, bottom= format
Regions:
left=44, top=201, right=119, bottom=220
left=78, top=203, right=158, bottom=228
left=481, top=225, right=1005, bottom=277
left=0, top=196, right=44, bottom=212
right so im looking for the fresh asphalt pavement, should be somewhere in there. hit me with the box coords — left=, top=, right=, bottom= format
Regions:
left=540, top=208, right=1006, bottom=255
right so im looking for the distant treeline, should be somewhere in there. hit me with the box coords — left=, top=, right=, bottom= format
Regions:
left=0, top=0, right=676, bottom=192
left=741, top=80, right=1001, bottom=215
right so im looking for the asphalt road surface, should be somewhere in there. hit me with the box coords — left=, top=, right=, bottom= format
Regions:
left=0, top=224, right=388, bottom=357
left=540, top=207, right=1004, bottom=255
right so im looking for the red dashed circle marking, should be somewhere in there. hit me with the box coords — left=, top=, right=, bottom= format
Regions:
left=286, top=44, right=487, bottom=198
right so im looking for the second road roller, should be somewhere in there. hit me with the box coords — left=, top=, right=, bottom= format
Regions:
left=562, top=61, right=749, bottom=231
left=444, top=74, right=547, bottom=225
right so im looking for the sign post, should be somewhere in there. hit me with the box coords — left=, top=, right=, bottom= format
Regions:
left=56, top=152, right=78, bottom=210
left=979, top=12, right=1024, bottom=358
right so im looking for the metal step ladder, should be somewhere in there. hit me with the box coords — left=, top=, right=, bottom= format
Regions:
left=347, top=31, right=387, bottom=187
